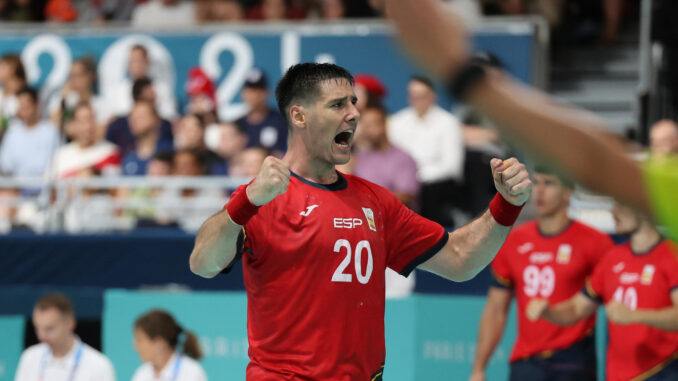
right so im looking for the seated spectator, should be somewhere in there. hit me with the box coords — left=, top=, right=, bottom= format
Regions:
left=105, top=44, right=177, bottom=121
left=75, top=0, right=137, bottom=25
left=106, top=79, right=173, bottom=158
left=197, top=0, right=244, bottom=21
left=147, top=151, right=173, bottom=177
left=353, top=73, right=387, bottom=113
left=237, top=68, right=287, bottom=155
left=212, top=121, right=248, bottom=175
left=388, top=76, right=464, bottom=228
left=51, top=102, right=121, bottom=179
left=245, top=0, right=306, bottom=20
left=649, top=119, right=678, bottom=157
left=320, top=0, right=344, bottom=19
left=48, top=57, right=109, bottom=133
left=174, top=113, right=223, bottom=175
left=353, top=102, right=419, bottom=209
left=0, top=87, right=60, bottom=178
left=132, top=0, right=197, bottom=28
left=0, top=53, right=27, bottom=130
left=229, top=146, right=267, bottom=177
left=120, top=101, right=173, bottom=175
left=44, top=0, right=78, bottom=22
left=0, top=0, right=44, bottom=21
left=184, top=67, right=218, bottom=127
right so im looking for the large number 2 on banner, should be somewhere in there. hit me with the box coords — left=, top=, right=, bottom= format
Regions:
left=523, top=265, right=556, bottom=297
left=332, top=239, right=374, bottom=284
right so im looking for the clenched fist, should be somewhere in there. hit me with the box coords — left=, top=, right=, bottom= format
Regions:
left=246, top=156, right=291, bottom=206
left=526, top=298, right=549, bottom=322
left=491, top=158, right=531, bottom=206
left=605, top=301, right=636, bottom=325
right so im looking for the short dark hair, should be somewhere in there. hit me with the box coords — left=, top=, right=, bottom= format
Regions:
left=534, top=165, right=575, bottom=189
left=0, top=54, right=26, bottom=82
left=363, top=99, right=388, bottom=119
left=35, top=292, right=75, bottom=317
left=132, top=77, right=153, bottom=102
left=17, top=86, right=38, bottom=104
left=275, top=63, right=354, bottom=126
left=130, top=44, right=149, bottom=59
left=410, top=75, right=435, bottom=91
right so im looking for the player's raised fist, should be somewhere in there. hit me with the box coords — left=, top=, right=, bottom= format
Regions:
left=605, top=301, right=635, bottom=325
left=246, top=156, right=291, bottom=206
left=526, top=298, right=549, bottom=322
left=491, top=157, right=531, bottom=206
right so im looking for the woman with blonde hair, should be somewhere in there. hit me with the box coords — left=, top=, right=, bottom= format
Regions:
left=132, top=309, right=207, bottom=381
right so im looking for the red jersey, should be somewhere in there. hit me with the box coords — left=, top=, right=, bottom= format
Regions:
left=229, top=172, right=447, bottom=380
left=584, top=240, right=678, bottom=381
left=491, top=220, right=613, bottom=362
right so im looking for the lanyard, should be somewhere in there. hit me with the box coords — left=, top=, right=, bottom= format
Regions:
left=38, top=341, right=84, bottom=381
left=169, top=355, right=182, bottom=381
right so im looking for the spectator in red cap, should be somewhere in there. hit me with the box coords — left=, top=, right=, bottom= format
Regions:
left=185, top=67, right=218, bottom=127
left=353, top=73, right=387, bottom=112
left=45, top=0, right=78, bottom=22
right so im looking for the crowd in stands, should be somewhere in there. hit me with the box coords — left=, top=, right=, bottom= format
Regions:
left=0, top=0, right=635, bottom=44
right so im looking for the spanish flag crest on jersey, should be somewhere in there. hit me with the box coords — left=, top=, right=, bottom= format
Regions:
left=362, top=207, right=377, bottom=232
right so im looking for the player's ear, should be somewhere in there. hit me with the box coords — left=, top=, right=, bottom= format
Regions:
left=290, top=105, right=306, bottom=129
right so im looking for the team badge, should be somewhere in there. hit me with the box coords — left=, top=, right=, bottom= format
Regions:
left=556, top=244, right=572, bottom=264
left=362, top=207, right=377, bottom=232
left=641, top=264, right=655, bottom=285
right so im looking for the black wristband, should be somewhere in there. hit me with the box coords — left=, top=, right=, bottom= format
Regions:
left=448, top=52, right=500, bottom=101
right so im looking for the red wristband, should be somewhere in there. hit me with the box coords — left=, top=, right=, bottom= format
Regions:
left=489, top=193, right=524, bottom=226
left=226, top=185, right=259, bottom=225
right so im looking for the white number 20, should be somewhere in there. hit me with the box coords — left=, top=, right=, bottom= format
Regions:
left=332, top=239, right=373, bottom=284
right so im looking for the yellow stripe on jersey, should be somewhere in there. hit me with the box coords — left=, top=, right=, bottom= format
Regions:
left=491, top=269, right=513, bottom=288
left=585, top=279, right=599, bottom=300
left=631, top=350, right=678, bottom=381
left=644, top=156, right=678, bottom=241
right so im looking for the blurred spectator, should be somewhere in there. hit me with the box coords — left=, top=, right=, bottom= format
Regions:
left=51, top=102, right=121, bottom=179
left=212, top=121, right=248, bottom=175
left=388, top=76, right=464, bottom=228
left=0, top=53, right=27, bottom=130
left=197, top=0, right=244, bottom=21
left=320, top=0, right=344, bottom=19
left=44, top=0, right=78, bottom=22
left=146, top=151, right=173, bottom=176
left=0, top=0, right=44, bottom=21
left=48, top=57, right=109, bottom=133
left=649, top=119, right=678, bottom=157
left=75, top=0, right=137, bottom=25
left=14, top=293, right=115, bottom=381
left=174, top=113, right=223, bottom=174
left=120, top=100, right=172, bottom=175
left=184, top=67, right=218, bottom=127
left=353, top=102, right=419, bottom=209
left=246, top=0, right=306, bottom=20
left=105, top=45, right=177, bottom=121
left=353, top=73, right=386, bottom=113
left=105, top=78, right=173, bottom=158
left=132, top=0, right=196, bottom=28
left=0, top=87, right=60, bottom=178
left=230, top=146, right=267, bottom=177
left=237, top=68, right=287, bottom=155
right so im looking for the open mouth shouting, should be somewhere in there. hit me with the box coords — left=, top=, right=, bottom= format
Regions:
left=333, top=129, right=354, bottom=152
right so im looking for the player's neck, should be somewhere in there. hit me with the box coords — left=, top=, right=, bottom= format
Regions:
left=51, top=335, right=76, bottom=358
left=152, top=348, right=174, bottom=375
left=283, top=142, right=338, bottom=184
left=630, top=222, right=661, bottom=253
left=537, top=208, right=570, bottom=236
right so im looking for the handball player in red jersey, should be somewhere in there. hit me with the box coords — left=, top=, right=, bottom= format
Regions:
left=527, top=204, right=678, bottom=381
left=471, top=168, right=614, bottom=381
left=190, top=63, right=532, bottom=380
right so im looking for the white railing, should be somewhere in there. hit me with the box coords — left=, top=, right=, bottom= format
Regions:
left=0, top=176, right=250, bottom=234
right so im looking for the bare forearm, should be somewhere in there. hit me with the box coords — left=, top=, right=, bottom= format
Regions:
left=189, top=210, right=242, bottom=278
left=631, top=308, right=678, bottom=331
left=472, top=304, right=508, bottom=372
left=543, top=299, right=592, bottom=326
left=469, top=75, right=650, bottom=214
left=422, top=210, right=510, bottom=281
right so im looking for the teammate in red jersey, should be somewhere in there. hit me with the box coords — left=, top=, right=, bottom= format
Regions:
left=189, top=63, right=532, bottom=380
left=527, top=204, right=678, bottom=381
left=470, top=169, right=614, bottom=381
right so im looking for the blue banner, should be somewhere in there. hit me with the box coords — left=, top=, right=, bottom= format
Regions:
left=0, top=24, right=535, bottom=120
left=0, top=315, right=24, bottom=381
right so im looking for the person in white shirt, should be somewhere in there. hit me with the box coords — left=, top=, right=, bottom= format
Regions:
left=131, top=0, right=196, bottom=29
left=14, top=293, right=116, bottom=381
left=132, top=309, right=207, bottom=381
left=388, top=75, right=465, bottom=227
left=105, top=45, right=176, bottom=121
